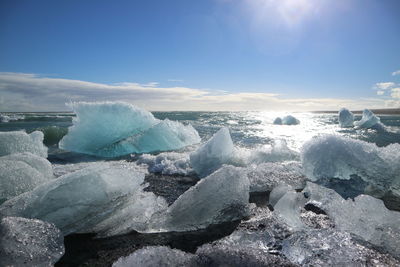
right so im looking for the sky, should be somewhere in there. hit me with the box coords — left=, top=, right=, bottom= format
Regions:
left=0, top=0, right=400, bottom=111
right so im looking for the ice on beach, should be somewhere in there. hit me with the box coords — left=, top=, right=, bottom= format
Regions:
left=301, top=135, right=400, bottom=197
left=338, top=108, right=354, bottom=127
left=0, top=163, right=148, bottom=235
left=190, top=127, right=234, bottom=177
left=0, top=153, right=53, bottom=201
left=0, top=216, right=64, bottom=266
left=273, top=190, right=307, bottom=231
left=59, top=102, right=200, bottom=157
left=303, top=182, right=400, bottom=257
left=354, top=109, right=384, bottom=129
left=137, top=152, right=193, bottom=176
left=245, top=162, right=305, bottom=193
left=112, top=246, right=196, bottom=267
left=0, top=131, right=47, bottom=157
left=282, top=229, right=399, bottom=266
left=150, top=165, right=250, bottom=232
left=269, top=184, right=294, bottom=207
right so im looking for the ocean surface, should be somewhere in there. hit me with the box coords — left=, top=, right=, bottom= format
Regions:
left=2, top=111, right=400, bottom=157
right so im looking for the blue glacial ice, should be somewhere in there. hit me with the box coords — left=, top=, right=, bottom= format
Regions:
left=0, top=131, right=47, bottom=158
left=59, top=102, right=200, bottom=157
left=0, top=152, right=53, bottom=202
left=273, top=117, right=282, bottom=125
left=338, top=108, right=354, bottom=127
left=354, top=109, right=385, bottom=130
left=274, top=115, right=300, bottom=125
left=0, top=216, right=64, bottom=266
left=301, top=135, right=400, bottom=200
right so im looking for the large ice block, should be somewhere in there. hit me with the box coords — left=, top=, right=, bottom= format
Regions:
left=150, top=165, right=250, bottom=232
left=59, top=102, right=200, bottom=157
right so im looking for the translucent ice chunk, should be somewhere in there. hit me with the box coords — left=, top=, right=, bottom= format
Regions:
left=59, top=102, right=200, bottom=157
left=282, top=115, right=300, bottom=125
left=112, top=246, right=196, bottom=267
left=190, top=127, right=234, bottom=177
left=0, top=153, right=53, bottom=201
left=338, top=108, right=354, bottom=127
left=269, top=184, right=294, bottom=207
left=354, top=109, right=382, bottom=129
left=0, top=164, right=147, bottom=235
left=273, top=190, right=307, bottom=231
left=0, top=131, right=47, bottom=157
left=245, top=161, right=305, bottom=193
left=150, top=165, right=250, bottom=232
left=301, top=135, right=400, bottom=195
left=303, top=182, right=400, bottom=257
left=137, top=152, right=193, bottom=176
left=0, top=216, right=64, bottom=266
left=273, top=117, right=282, bottom=125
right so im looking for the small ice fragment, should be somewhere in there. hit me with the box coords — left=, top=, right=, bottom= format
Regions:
left=338, top=108, right=354, bottom=127
left=0, top=216, right=64, bottom=266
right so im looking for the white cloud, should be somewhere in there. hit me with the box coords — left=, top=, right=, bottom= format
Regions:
left=376, top=90, right=385, bottom=95
left=167, top=79, right=184, bottom=82
left=391, top=88, right=400, bottom=99
left=375, top=82, right=395, bottom=90
left=392, top=70, right=400, bottom=76
left=0, top=72, right=395, bottom=112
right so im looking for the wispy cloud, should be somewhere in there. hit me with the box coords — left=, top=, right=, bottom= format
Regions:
left=0, top=72, right=395, bottom=112
left=376, top=90, right=385, bottom=96
left=375, top=82, right=395, bottom=90
left=391, top=88, right=400, bottom=99
left=392, top=70, right=400, bottom=76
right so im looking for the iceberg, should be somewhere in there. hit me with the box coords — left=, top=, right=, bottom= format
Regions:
left=282, top=115, right=300, bottom=125
left=59, top=102, right=200, bottom=157
left=150, top=165, right=250, bottom=232
left=190, top=127, right=234, bottom=177
left=303, top=182, right=400, bottom=257
left=301, top=135, right=400, bottom=206
left=273, top=117, right=282, bottom=125
left=354, top=109, right=384, bottom=129
left=0, top=153, right=53, bottom=202
left=0, top=216, right=64, bottom=266
left=338, top=108, right=354, bottom=127
left=0, top=131, right=47, bottom=158
left=0, top=163, right=150, bottom=235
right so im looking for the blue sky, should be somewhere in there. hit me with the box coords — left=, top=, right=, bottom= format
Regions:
left=0, top=0, right=400, bottom=111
